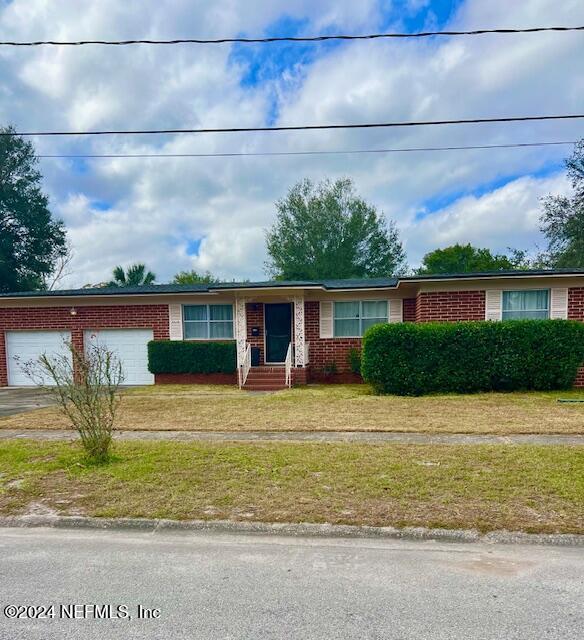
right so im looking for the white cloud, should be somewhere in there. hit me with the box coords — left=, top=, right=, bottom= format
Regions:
left=0, top=0, right=582, bottom=286
left=404, top=173, right=571, bottom=264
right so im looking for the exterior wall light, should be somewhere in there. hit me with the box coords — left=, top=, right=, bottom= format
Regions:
left=70, top=307, right=78, bottom=316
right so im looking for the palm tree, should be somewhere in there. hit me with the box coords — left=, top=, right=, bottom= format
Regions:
left=108, top=263, right=156, bottom=287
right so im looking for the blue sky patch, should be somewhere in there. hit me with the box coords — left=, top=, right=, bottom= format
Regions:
left=229, top=15, right=346, bottom=125
left=92, top=199, right=112, bottom=211
left=379, top=0, right=463, bottom=32
left=186, top=238, right=202, bottom=256
left=415, top=161, right=563, bottom=219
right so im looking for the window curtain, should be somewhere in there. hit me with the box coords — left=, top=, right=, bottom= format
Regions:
left=502, top=290, right=549, bottom=319
left=209, top=304, right=234, bottom=338
left=334, top=301, right=360, bottom=337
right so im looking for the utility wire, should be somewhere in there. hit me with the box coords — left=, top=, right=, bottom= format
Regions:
left=36, top=140, right=577, bottom=159
left=6, top=114, right=584, bottom=137
left=1, top=26, right=583, bottom=46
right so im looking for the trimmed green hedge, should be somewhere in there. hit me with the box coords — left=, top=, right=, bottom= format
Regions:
left=148, top=340, right=236, bottom=374
left=361, top=320, right=584, bottom=396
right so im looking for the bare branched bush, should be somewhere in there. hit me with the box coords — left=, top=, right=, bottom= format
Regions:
left=19, top=340, right=124, bottom=463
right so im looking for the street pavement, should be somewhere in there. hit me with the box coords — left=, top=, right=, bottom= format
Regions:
left=0, top=526, right=581, bottom=639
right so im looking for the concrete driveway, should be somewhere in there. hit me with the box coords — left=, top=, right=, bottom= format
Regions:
left=0, top=388, right=55, bottom=417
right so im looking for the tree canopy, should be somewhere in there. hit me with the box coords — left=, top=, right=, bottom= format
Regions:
left=172, top=270, right=219, bottom=284
left=108, top=263, right=156, bottom=287
left=540, top=140, right=584, bottom=268
left=417, top=243, right=527, bottom=275
left=0, top=126, right=67, bottom=292
left=265, top=178, right=406, bottom=280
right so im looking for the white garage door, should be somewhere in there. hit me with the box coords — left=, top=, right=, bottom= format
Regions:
left=84, top=329, right=154, bottom=385
left=6, top=331, right=72, bottom=386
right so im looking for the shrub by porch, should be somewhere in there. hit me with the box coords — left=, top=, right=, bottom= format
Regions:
left=362, top=320, right=584, bottom=396
left=147, top=340, right=237, bottom=380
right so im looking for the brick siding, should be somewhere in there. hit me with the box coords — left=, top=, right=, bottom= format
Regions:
left=568, top=287, right=584, bottom=320
left=403, top=297, right=416, bottom=322
left=246, top=302, right=265, bottom=364
left=0, top=304, right=169, bottom=386
left=415, top=290, right=486, bottom=322
left=155, top=373, right=237, bottom=385
left=304, top=301, right=362, bottom=373
left=568, top=288, right=584, bottom=387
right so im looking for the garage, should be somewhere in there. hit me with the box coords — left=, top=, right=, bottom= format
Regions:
left=84, top=329, right=154, bottom=386
left=5, top=331, right=73, bottom=386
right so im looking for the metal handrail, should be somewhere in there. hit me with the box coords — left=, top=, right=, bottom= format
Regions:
left=238, top=343, right=251, bottom=389
left=284, top=342, right=293, bottom=388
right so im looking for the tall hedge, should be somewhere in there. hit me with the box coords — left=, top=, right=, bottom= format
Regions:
left=361, top=320, right=584, bottom=396
left=148, top=340, right=236, bottom=374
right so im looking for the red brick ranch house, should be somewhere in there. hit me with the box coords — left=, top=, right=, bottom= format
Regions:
left=1, top=269, right=583, bottom=390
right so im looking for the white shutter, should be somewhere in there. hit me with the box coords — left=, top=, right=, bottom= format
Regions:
left=485, top=290, right=502, bottom=321
left=320, top=301, right=333, bottom=338
left=389, top=299, right=403, bottom=323
left=168, top=304, right=183, bottom=340
left=550, top=288, right=568, bottom=319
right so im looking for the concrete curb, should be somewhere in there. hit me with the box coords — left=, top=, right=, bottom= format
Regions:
left=0, top=515, right=582, bottom=547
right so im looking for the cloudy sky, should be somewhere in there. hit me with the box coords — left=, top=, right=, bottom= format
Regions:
left=1, top=0, right=583, bottom=286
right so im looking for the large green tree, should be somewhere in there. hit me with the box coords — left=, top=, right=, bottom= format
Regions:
left=265, top=178, right=406, bottom=279
left=108, top=263, right=156, bottom=287
left=540, top=140, right=584, bottom=268
left=172, top=269, right=219, bottom=284
left=0, top=126, right=67, bottom=292
left=417, top=243, right=528, bottom=275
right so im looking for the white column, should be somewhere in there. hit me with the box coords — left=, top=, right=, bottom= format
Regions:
left=234, top=298, right=247, bottom=366
left=293, top=296, right=305, bottom=367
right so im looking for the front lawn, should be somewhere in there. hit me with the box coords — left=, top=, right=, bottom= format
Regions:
left=1, top=384, right=584, bottom=434
left=0, top=439, right=582, bottom=533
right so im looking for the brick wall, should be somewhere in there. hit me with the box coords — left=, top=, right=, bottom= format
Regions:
left=403, top=298, right=416, bottom=322
left=304, top=301, right=361, bottom=373
left=245, top=302, right=265, bottom=364
left=415, top=290, right=486, bottom=322
left=568, top=288, right=584, bottom=387
left=568, top=287, right=584, bottom=320
left=0, top=304, right=169, bottom=386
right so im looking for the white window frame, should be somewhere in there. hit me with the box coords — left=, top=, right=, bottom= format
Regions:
left=333, top=300, right=388, bottom=338
left=182, top=304, right=234, bottom=340
left=501, top=289, right=550, bottom=321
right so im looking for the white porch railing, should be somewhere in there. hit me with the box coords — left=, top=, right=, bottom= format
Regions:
left=285, top=342, right=293, bottom=388
left=304, top=341, right=310, bottom=365
left=238, top=343, right=251, bottom=389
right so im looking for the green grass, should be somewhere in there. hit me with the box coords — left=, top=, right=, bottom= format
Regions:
left=1, top=439, right=582, bottom=533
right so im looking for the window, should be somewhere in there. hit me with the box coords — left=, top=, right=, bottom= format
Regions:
left=502, top=290, right=549, bottom=320
left=183, top=304, right=234, bottom=339
left=334, top=301, right=388, bottom=337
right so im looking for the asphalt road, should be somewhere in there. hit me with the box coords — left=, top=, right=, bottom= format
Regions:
left=0, top=527, right=582, bottom=640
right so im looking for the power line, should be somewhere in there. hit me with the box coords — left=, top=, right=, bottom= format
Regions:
left=7, top=114, right=584, bottom=137
left=36, top=140, right=577, bottom=159
left=1, top=26, right=583, bottom=46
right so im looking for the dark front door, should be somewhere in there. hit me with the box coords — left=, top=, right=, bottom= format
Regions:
left=265, top=303, right=292, bottom=363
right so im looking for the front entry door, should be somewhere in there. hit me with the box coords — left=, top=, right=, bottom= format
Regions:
left=265, top=303, right=292, bottom=363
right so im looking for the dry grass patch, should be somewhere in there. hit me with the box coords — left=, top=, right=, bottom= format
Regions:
left=0, top=439, right=582, bottom=533
left=1, top=384, right=584, bottom=434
